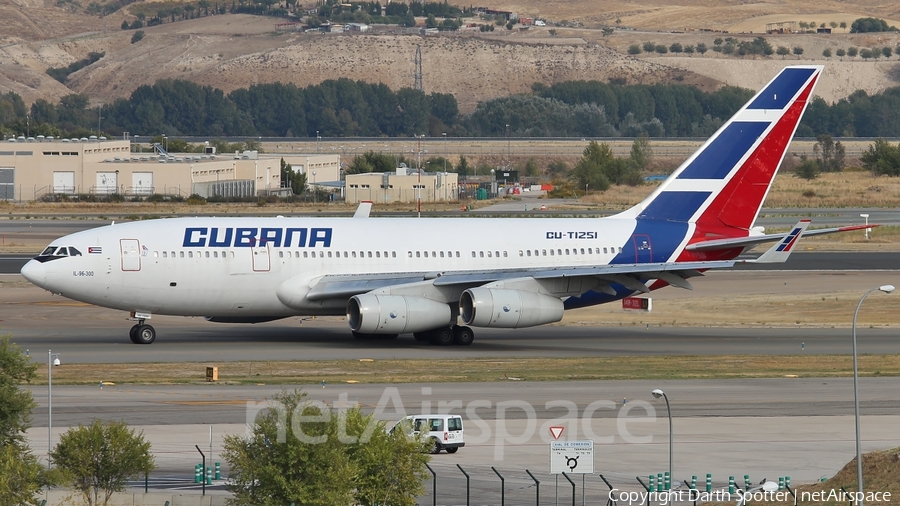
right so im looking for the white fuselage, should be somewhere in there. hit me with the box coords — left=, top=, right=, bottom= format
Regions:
left=24, top=215, right=653, bottom=318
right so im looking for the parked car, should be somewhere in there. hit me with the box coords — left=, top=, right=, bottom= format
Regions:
left=394, top=414, right=465, bottom=454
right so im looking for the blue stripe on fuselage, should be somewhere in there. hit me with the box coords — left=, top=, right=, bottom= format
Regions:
left=676, top=122, right=769, bottom=180
left=747, top=67, right=815, bottom=110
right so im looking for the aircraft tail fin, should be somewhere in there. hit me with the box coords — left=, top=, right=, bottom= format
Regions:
left=622, top=66, right=822, bottom=241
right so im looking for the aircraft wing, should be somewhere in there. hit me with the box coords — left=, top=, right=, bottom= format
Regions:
left=305, top=260, right=734, bottom=301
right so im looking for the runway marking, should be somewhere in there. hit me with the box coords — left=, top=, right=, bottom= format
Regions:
left=156, top=400, right=252, bottom=406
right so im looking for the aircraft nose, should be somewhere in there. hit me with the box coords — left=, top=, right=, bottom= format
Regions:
left=20, top=259, right=46, bottom=288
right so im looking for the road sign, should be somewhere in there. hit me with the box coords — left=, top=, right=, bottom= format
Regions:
left=549, top=440, right=593, bottom=474
left=549, top=426, right=564, bottom=440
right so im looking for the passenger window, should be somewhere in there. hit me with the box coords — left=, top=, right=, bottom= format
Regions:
left=618, top=247, right=623, bottom=253
left=565, top=249, right=570, bottom=255
left=479, top=251, right=484, bottom=258
left=432, top=251, right=436, bottom=258
left=440, top=251, right=445, bottom=258
left=580, top=248, right=585, bottom=254
left=495, top=251, right=500, bottom=258
left=295, top=252, right=299, bottom=258
left=471, top=252, right=476, bottom=258
left=278, top=251, right=283, bottom=258
left=549, top=249, right=554, bottom=256
left=188, top=251, right=193, bottom=258
left=487, top=251, right=492, bottom=258
left=603, top=247, right=608, bottom=254
left=213, top=251, right=218, bottom=258
left=455, top=252, right=460, bottom=258
left=353, top=251, right=358, bottom=258
left=303, top=251, right=309, bottom=258
left=392, top=252, right=397, bottom=258
left=163, top=251, right=167, bottom=258
left=384, top=251, right=388, bottom=258
left=171, top=251, right=175, bottom=258
left=519, top=250, right=524, bottom=257
left=588, top=248, right=593, bottom=254
left=327, top=251, right=332, bottom=258
left=503, top=251, right=507, bottom=257
left=319, top=251, right=324, bottom=258
left=448, top=418, right=462, bottom=431
left=153, top=251, right=158, bottom=258
left=205, top=251, right=210, bottom=258
left=542, top=249, right=547, bottom=256
left=416, top=251, right=421, bottom=258
left=558, top=249, right=562, bottom=255
left=345, top=252, right=349, bottom=258
left=424, top=251, right=429, bottom=258
left=367, top=251, right=372, bottom=258
left=526, top=250, right=531, bottom=257
left=376, top=251, right=381, bottom=258
left=429, top=419, right=444, bottom=431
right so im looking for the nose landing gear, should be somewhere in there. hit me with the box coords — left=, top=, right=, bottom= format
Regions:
left=128, top=319, right=156, bottom=344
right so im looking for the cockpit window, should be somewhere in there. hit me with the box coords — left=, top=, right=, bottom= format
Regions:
left=35, top=245, right=81, bottom=262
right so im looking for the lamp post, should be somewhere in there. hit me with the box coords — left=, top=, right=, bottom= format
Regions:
left=312, top=171, right=316, bottom=203
left=442, top=132, right=447, bottom=173
left=48, top=350, right=61, bottom=468
left=852, top=285, right=894, bottom=506
left=651, top=388, right=672, bottom=485
left=316, top=130, right=320, bottom=153
left=860, top=214, right=869, bottom=240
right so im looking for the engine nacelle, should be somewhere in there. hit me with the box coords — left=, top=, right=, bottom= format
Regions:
left=460, top=288, right=564, bottom=328
left=347, top=294, right=452, bottom=334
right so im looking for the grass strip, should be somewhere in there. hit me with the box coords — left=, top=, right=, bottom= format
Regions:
left=34, top=354, right=900, bottom=386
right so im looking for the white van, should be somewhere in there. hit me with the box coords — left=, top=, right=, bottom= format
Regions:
left=397, top=414, right=465, bottom=454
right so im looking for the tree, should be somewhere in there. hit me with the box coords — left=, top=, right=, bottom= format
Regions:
left=822, top=48, right=831, bottom=57
left=629, top=135, right=652, bottom=169
left=522, top=157, right=540, bottom=177
left=860, top=48, right=873, bottom=60
left=131, top=30, right=145, bottom=44
left=847, top=46, right=858, bottom=57
left=794, top=155, right=819, bottom=180
left=0, top=336, right=45, bottom=506
left=642, top=41, right=655, bottom=52
left=836, top=48, right=846, bottom=59
left=627, top=44, right=642, bottom=55
left=654, top=44, right=668, bottom=54
left=882, top=46, right=893, bottom=58
left=813, top=134, right=844, bottom=172
left=280, top=157, right=306, bottom=195
left=223, top=390, right=428, bottom=506
left=840, top=21, right=847, bottom=31
left=851, top=17, right=898, bottom=33
left=829, top=21, right=837, bottom=30
left=51, top=420, right=155, bottom=506
left=669, top=42, right=683, bottom=53
left=456, top=154, right=470, bottom=179
left=776, top=46, right=790, bottom=59
left=121, top=19, right=129, bottom=30
left=696, top=42, right=708, bottom=54
left=684, top=44, right=695, bottom=55
left=792, top=46, right=804, bottom=57
left=860, top=139, right=900, bottom=176
left=572, top=141, right=613, bottom=192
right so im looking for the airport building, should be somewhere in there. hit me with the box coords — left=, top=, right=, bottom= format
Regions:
left=0, top=137, right=340, bottom=201
left=345, top=166, right=459, bottom=204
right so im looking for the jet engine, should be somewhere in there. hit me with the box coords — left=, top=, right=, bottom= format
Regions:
left=347, top=294, right=452, bottom=334
left=460, top=288, right=564, bottom=328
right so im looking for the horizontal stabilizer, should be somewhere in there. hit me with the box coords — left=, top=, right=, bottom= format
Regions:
left=752, top=220, right=810, bottom=263
left=687, top=223, right=878, bottom=252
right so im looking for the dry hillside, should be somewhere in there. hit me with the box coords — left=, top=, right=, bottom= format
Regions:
left=1, top=0, right=900, bottom=113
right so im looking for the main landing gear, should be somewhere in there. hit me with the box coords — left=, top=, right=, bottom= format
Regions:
left=413, top=325, right=474, bottom=346
left=129, top=320, right=156, bottom=344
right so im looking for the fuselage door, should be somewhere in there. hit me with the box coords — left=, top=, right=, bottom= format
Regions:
left=251, top=240, right=270, bottom=272
left=120, top=239, right=141, bottom=271
left=632, top=234, right=652, bottom=264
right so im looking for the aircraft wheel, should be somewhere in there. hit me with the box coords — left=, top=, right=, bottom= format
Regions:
left=134, top=324, right=156, bottom=345
left=452, top=325, right=474, bottom=346
left=429, top=327, right=454, bottom=346
left=128, top=325, right=140, bottom=344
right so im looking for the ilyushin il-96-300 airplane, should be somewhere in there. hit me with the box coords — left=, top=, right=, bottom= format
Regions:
left=20, top=65, right=870, bottom=346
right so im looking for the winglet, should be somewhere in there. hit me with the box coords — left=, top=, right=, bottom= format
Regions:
left=752, top=220, right=811, bottom=263
left=353, top=201, right=373, bottom=218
